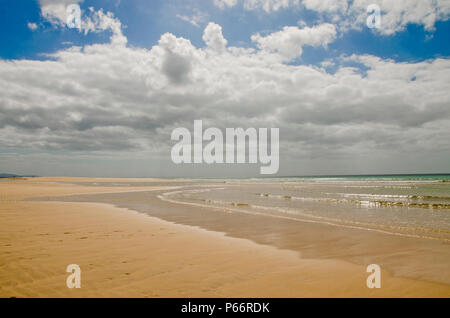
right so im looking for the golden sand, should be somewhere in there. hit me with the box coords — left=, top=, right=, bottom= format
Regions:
left=0, top=177, right=449, bottom=297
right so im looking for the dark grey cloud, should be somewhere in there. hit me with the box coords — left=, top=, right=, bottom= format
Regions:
left=162, top=50, right=192, bottom=84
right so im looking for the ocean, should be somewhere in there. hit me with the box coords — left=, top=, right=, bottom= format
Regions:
left=159, top=174, right=450, bottom=241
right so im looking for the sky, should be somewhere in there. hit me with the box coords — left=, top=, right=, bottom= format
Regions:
left=0, top=0, right=449, bottom=177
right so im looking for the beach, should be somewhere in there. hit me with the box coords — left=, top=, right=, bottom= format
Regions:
left=1, top=177, right=449, bottom=297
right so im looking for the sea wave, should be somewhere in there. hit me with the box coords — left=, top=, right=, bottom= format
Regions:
left=158, top=188, right=450, bottom=242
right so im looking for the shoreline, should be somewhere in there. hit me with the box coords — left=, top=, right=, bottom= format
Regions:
left=54, top=186, right=450, bottom=286
left=1, top=178, right=450, bottom=297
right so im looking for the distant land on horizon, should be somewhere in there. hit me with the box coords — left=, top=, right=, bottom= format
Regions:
left=1, top=173, right=449, bottom=179
left=0, top=173, right=39, bottom=178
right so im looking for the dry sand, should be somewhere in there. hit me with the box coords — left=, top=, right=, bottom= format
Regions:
left=0, top=177, right=449, bottom=297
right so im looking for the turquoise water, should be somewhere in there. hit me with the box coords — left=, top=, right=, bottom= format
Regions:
left=248, top=174, right=450, bottom=183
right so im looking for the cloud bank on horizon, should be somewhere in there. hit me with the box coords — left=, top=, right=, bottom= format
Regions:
left=0, top=0, right=449, bottom=177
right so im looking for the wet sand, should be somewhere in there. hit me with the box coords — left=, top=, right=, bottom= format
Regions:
left=1, top=177, right=449, bottom=297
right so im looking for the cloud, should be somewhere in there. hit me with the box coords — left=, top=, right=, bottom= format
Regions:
left=251, top=23, right=337, bottom=61
left=212, top=0, right=450, bottom=34
left=0, top=22, right=449, bottom=175
left=243, top=0, right=300, bottom=12
left=203, top=22, right=228, bottom=53
left=214, top=0, right=238, bottom=10
left=81, top=8, right=127, bottom=45
left=176, top=8, right=208, bottom=27
left=27, top=22, right=38, bottom=31
left=213, top=0, right=302, bottom=13
left=38, top=0, right=126, bottom=45
left=38, top=0, right=83, bottom=26
left=176, top=14, right=200, bottom=27
left=301, top=0, right=348, bottom=14
left=302, top=0, right=450, bottom=35
left=161, top=43, right=193, bottom=84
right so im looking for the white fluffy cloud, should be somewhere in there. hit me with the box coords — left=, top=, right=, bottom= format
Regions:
left=38, top=0, right=83, bottom=26
left=38, top=0, right=126, bottom=45
left=251, top=23, right=337, bottom=61
left=81, top=8, right=127, bottom=45
left=203, top=22, right=228, bottom=53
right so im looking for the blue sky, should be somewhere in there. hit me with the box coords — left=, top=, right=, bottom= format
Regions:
left=1, top=0, right=449, bottom=63
left=0, top=0, right=449, bottom=177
